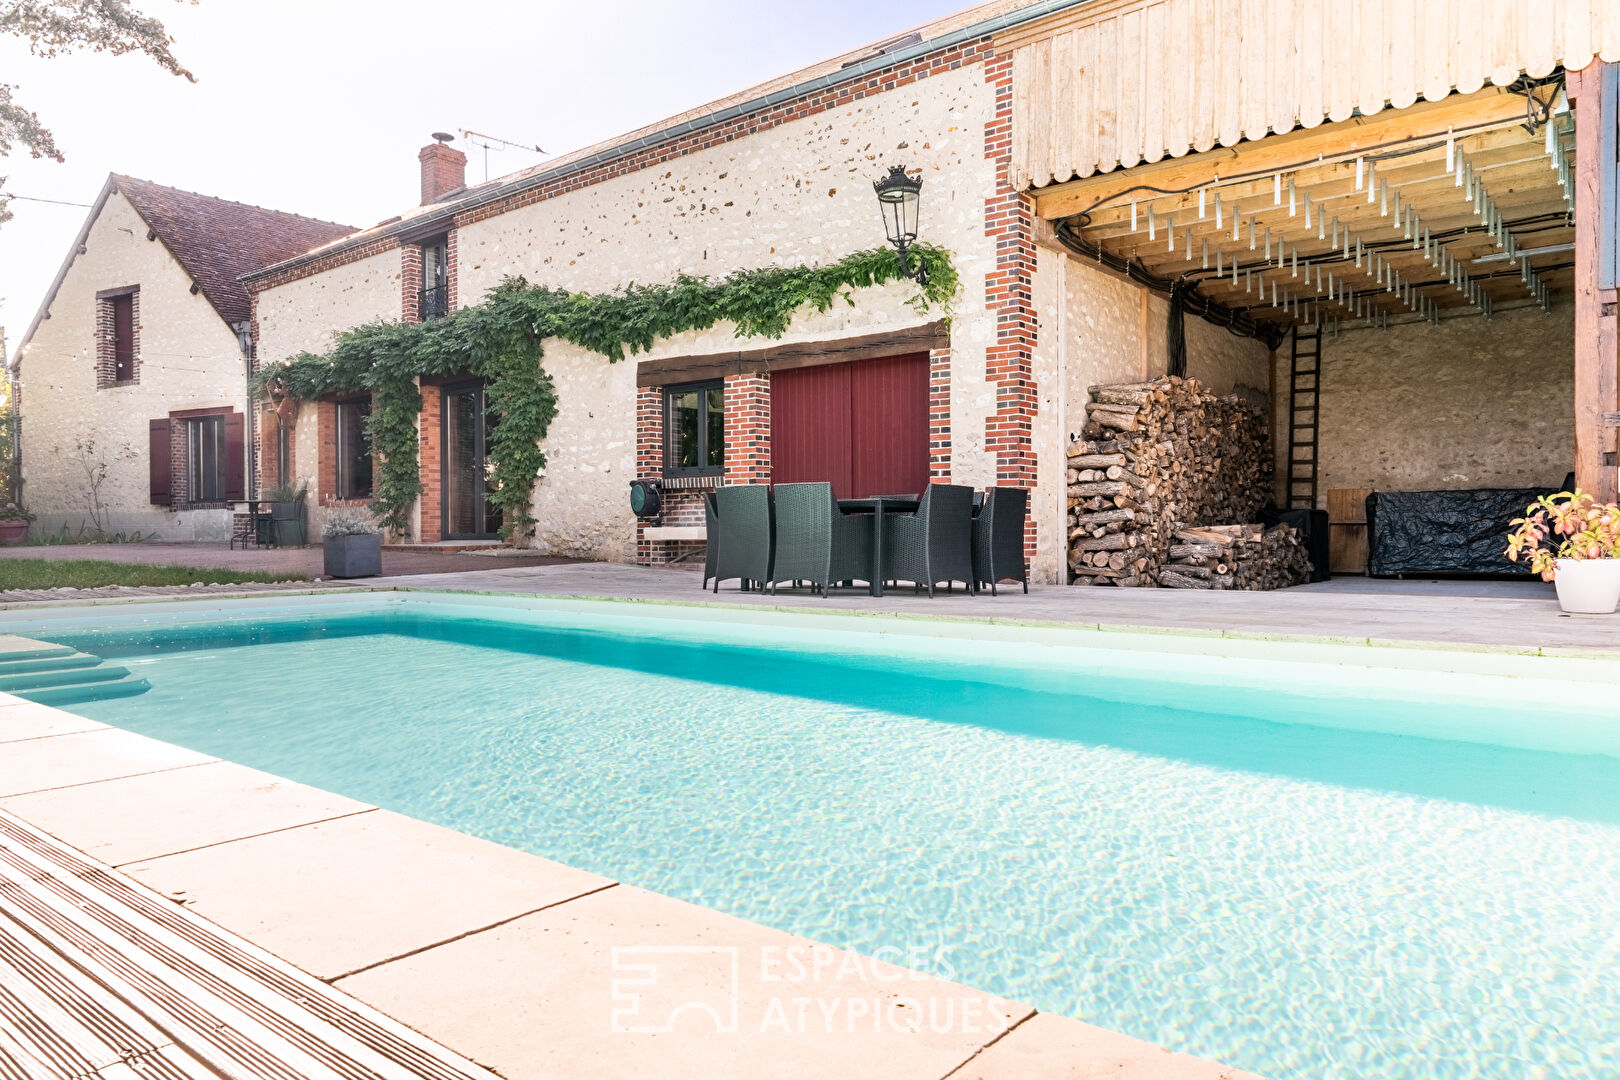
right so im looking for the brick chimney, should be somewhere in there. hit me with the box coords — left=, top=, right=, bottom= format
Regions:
left=419, top=133, right=467, bottom=205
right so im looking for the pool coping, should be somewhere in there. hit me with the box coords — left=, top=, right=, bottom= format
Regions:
left=5, top=579, right=1620, bottom=664
left=0, top=688, right=1263, bottom=1079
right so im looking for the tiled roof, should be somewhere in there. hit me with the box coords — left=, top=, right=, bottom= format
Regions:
left=112, top=175, right=356, bottom=324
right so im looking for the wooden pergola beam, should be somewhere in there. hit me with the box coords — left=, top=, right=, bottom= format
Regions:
left=1568, top=62, right=1620, bottom=503
left=1031, top=88, right=1531, bottom=222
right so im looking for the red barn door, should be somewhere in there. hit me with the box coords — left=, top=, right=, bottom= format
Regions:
left=770, top=352, right=928, bottom=499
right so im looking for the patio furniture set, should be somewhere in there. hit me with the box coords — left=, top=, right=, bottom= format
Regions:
left=703, top=482, right=1028, bottom=598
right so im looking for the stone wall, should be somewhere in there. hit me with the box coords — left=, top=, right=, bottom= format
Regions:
left=16, top=191, right=247, bottom=539
left=452, top=62, right=1000, bottom=564
left=254, top=247, right=402, bottom=533
left=1273, top=302, right=1575, bottom=505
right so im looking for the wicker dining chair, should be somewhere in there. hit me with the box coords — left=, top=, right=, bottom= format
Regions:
left=701, top=491, right=719, bottom=590
left=711, top=484, right=774, bottom=592
left=883, top=483, right=976, bottom=597
left=767, top=482, right=874, bottom=597
left=973, top=486, right=1030, bottom=595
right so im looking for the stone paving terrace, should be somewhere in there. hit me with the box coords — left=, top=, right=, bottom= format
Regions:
left=373, top=561, right=1620, bottom=659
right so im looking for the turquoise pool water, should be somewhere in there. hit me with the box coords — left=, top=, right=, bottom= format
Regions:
left=27, top=597, right=1620, bottom=1080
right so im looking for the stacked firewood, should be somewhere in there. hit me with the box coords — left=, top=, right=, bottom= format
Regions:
left=1160, top=524, right=1314, bottom=590
left=1067, top=377, right=1273, bottom=587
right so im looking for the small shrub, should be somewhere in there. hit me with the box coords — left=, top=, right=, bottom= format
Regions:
left=323, top=514, right=379, bottom=539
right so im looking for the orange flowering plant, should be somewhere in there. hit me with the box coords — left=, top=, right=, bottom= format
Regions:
left=1505, top=489, right=1620, bottom=581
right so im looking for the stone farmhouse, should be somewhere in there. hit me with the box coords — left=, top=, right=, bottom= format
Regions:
left=10, top=175, right=352, bottom=539
left=13, top=0, right=1620, bottom=585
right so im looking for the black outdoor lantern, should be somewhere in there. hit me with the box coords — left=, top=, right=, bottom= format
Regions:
left=874, top=165, right=926, bottom=284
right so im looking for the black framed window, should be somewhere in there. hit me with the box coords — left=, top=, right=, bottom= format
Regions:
left=186, top=415, right=225, bottom=502
left=336, top=399, right=373, bottom=499
left=421, top=239, right=449, bottom=320
left=664, top=380, right=725, bottom=476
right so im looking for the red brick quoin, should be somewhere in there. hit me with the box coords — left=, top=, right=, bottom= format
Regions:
left=982, top=49, right=1039, bottom=562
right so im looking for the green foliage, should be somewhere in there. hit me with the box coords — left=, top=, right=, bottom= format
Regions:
left=2, top=0, right=196, bottom=223
left=254, top=244, right=957, bottom=539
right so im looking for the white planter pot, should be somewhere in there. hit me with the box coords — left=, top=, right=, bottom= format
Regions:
left=1553, top=558, right=1620, bottom=615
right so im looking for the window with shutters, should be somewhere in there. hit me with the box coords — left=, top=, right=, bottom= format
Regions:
left=165, top=408, right=243, bottom=506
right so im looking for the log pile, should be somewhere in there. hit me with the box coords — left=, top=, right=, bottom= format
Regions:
left=1066, top=376, right=1276, bottom=588
left=1160, top=524, right=1314, bottom=590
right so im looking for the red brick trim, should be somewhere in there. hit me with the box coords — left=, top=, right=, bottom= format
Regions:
left=982, top=48, right=1039, bottom=560
left=445, top=228, right=459, bottom=313
left=94, top=287, right=139, bottom=389
left=929, top=346, right=952, bottom=480
left=418, top=384, right=443, bottom=541
left=401, top=244, right=423, bottom=325
left=249, top=39, right=991, bottom=291
left=722, top=373, right=771, bottom=486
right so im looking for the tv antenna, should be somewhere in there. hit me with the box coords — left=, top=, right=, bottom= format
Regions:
left=461, top=129, right=548, bottom=182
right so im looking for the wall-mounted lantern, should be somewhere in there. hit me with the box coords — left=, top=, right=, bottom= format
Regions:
left=873, top=165, right=926, bottom=285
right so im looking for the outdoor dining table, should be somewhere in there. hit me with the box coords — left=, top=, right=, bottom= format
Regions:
left=837, top=495, right=921, bottom=597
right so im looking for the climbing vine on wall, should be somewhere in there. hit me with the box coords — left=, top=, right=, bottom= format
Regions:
left=253, top=244, right=958, bottom=540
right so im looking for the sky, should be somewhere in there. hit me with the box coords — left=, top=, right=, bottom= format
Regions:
left=0, top=0, right=964, bottom=357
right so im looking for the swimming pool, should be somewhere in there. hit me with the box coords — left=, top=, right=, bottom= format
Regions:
left=9, top=594, right=1618, bottom=1079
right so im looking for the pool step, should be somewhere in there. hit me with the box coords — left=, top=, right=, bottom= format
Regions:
left=0, top=635, right=151, bottom=707
left=21, top=674, right=152, bottom=707
left=0, top=637, right=78, bottom=664
left=0, top=651, right=104, bottom=675
left=0, top=664, right=136, bottom=693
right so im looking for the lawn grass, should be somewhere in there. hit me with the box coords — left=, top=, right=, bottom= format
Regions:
left=0, top=559, right=296, bottom=591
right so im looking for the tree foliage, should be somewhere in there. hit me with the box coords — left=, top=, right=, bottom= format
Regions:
left=254, top=244, right=959, bottom=541
left=0, top=0, right=195, bottom=222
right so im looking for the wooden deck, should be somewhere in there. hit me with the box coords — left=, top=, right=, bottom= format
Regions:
left=0, top=806, right=496, bottom=1080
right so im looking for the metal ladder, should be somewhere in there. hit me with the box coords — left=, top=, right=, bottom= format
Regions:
left=1286, top=324, right=1322, bottom=510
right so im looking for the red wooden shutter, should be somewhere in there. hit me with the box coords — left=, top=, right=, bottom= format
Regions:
left=112, top=294, right=135, bottom=381
left=148, top=418, right=171, bottom=505
left=223, top=410, right=245, bottom=502
left=850, top=352, right=929, bottom=498
left=769, top=353, right=928, bottom=499
left=770, top=363, right=854, bottom=496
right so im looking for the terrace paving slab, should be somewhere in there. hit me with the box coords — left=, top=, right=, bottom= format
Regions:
left=0, top=695, right=108, bottom=741
left=336, top=884, right=1033, bottom=1080
left=944, top=1012, right=1262, bottom=1079
left=120, top=808, right=614, bottom=980
left=369, top=562, right=1620, bottom=659
left=0, top=759, right=372, bottom=866
left=0, top=726, right=213, bottom=796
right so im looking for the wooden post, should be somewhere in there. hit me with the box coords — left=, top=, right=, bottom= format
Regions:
left=1568, top=61, right=1620, bottom=503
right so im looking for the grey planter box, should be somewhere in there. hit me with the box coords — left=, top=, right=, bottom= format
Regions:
left=323, top=533, right=382, bottom=579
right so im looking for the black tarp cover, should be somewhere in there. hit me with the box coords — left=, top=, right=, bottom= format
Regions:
left=1366, top=488, right=1544, bottom=576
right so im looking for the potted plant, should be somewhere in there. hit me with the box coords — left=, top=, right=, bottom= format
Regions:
left=1506, top=489, right=1620, bottom=614
left=266, top=479, right=308, bottom=547
left=0, top=503, right=31, bottom=546
left=322, top=513, right=382, bottom=579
